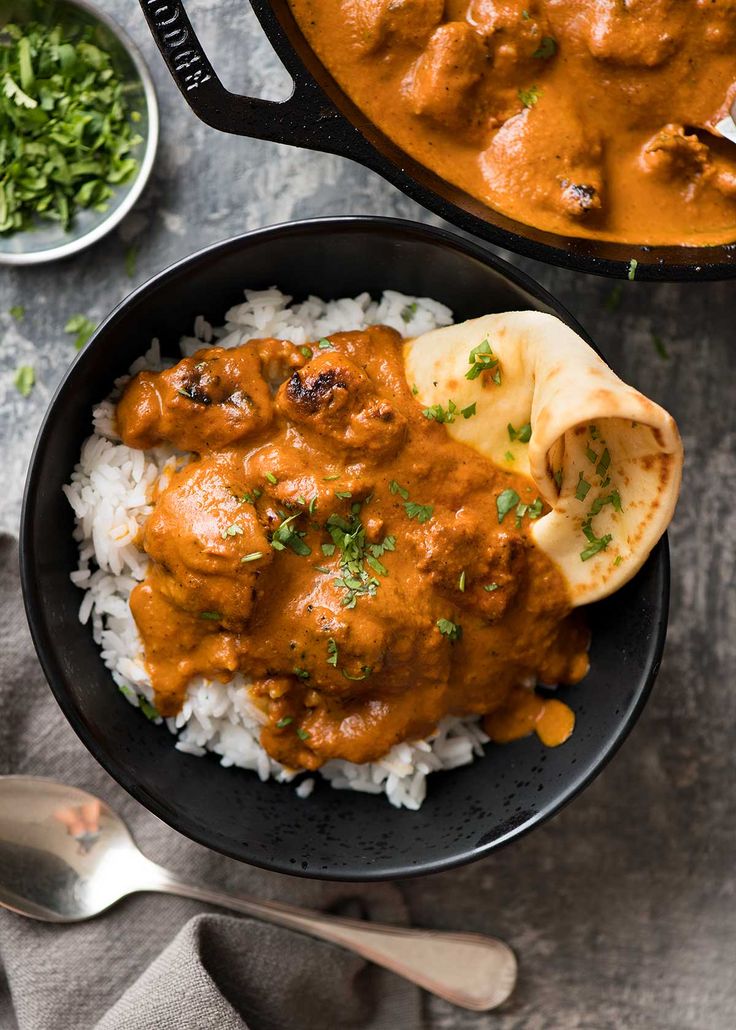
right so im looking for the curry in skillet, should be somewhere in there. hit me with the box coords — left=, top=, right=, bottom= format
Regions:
left=117, top=326, right=591, bottom=770
left=287, top=0, right=736, bottom=245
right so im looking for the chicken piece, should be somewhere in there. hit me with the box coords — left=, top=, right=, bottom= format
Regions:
left=714, top=168, right=736, bottom=197
left=406, top=23, right=488, bottom=128
left=142, top=458, right=272, bottom=627
left=696, top=0, right=736, bottom=49
left=414, top=508, right=525, bottom=620
left=467, top=0, right=553, bottom=75
left=344, top=0, right=444, bottom=53
left=275, top=352, right=407, bottom=458
left=639, top=124, right=710, bottom=185
left=117, top=344, right=277, bottom=453
left=481, top=99, right=605, bottom=222
left=581, top=0, right=685, bottom=68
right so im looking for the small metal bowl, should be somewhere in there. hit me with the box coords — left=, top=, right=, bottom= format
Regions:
left=0, top=0, right=159, bottom=266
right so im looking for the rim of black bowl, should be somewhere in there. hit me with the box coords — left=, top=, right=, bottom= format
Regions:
left=20, top=216, right=670, bottom=879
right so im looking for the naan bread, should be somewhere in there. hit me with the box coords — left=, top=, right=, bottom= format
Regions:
left=404, top=311, right=683, bottom=606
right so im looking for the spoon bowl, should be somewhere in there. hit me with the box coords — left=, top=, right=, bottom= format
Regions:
left=0, top=775, right=518, bottom=1011
left=0, top=776, right=146, bottom=922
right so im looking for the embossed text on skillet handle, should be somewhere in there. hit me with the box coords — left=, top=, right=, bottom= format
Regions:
left=138, top=0, right=358, bottom=151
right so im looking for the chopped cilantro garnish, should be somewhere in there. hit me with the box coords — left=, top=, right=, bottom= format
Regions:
left=466, top=339, right=501, bottom=383
left=614, top=555, right=623, bottom=566
left=321, top=542, right=336, bottom=556
left=423, top=400, right=459, bottom=424
left=585, top=445, right=597, bottom=463
left=508, top=422, right=532, bottom=443
left=370, top=536, right=395, bottom=557
left=554, top=469, right=563, bottom=489
left=200, top=611, right=221, bottom=620
left=580, top=534, right=613, bottom=561
left=411, top=383, right=419, bottom=396
left=293, top=667, right=309, bottom=680
left=0, top=20, right=142, bottom=235
left=9, top=305, right=24, bottom=320
left=404, top=501, right=434, bottom=523
left=323, top=472, right=341, bottom=481
left=589, top=490, right=623, bottom=516
left=575, top=473, right=592, bottom=501
left=389, top=479, right=409, bottom=500
left=139, top=698, right=159, bottom=721
left=341, top=665, right=372, bottom=681
left=327, top=638, right=339, bottom=667
left=366, top=554, right=388, bottom=576
left=296, top=727, right=311, bottom=740
left=264, top=471, right=278, bottom=485
left=13, top=364, right=34, bottom=397
left=271, top=513, right=311, bottom=556
left=461, top=402, right=477, bottom=419
left=326, top=507, right=391, bottom=607
left=335, top=490, right=352, bottom=499
left=276, top=716, right=293, bottom=728
left=596, top=448, right=611, bottom=479
left=533, top=36, right=557, bottom=59
left=484, top=583, right=499, bottom=592
left=401, top=302, right=418, bottom=323
left=518, top=85, right=541, bottom=108
left=437, top=618, right=462, bottom=642
left=221, top=523, right=244, bottom=539
left=300, top=345, right=313, bottom=359
left=505, top=451, right=515, bottom=463
left=241, top=488, right=262, bottom=505
left=496, top=488, right=520, bottom=523
left=527, top=497, right=543, bottom=519
left=317, top=338, right=332, bottom=349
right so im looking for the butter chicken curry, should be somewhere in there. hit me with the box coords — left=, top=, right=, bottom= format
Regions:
left=287, top=0, right=736, bottom=245
left=117, top=327, right=589, bottom=771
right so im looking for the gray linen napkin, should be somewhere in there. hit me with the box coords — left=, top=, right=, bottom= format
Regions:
left=0, top=534, right=422, bottom=1030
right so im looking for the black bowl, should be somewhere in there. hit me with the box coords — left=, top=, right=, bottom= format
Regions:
left=20, top=217, right=669, bottom=880
left=137, top=0, right=736, bottom=282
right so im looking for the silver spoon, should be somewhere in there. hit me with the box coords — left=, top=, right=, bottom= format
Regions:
left=0, top=776, right=516, bottom=1012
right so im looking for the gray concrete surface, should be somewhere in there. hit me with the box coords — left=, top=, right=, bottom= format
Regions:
left=0, top=1, right=734, bottom=1027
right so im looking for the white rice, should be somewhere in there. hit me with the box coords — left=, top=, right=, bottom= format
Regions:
left=65, top=287, right=492, bottom=810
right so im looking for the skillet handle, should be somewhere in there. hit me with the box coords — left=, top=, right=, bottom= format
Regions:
left=137, top=0, right=348, bottom=149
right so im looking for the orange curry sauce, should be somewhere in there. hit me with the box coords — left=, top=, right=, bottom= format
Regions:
left=117, top=327, right=589, bottom=770
left=287, top=0, right=736, bottom=245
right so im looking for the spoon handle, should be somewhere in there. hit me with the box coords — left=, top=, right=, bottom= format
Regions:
left=143, top=869, right=516, bottom=1011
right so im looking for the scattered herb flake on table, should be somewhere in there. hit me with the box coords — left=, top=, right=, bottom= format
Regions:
left=124, top=244, right=138, bottom=278
left=14, top=364, right=34, bottom=397
left=0, top=20, right=142, bottom=235
left=65, top=314, right=96, bottom=349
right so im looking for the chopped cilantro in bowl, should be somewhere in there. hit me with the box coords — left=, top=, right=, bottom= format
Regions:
left=0, top=0, right=158, bottom=265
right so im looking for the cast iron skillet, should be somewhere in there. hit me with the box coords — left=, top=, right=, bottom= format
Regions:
left=136, top=0, right=736, bottom=282
left=20, top=218, right=669, bottom=880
